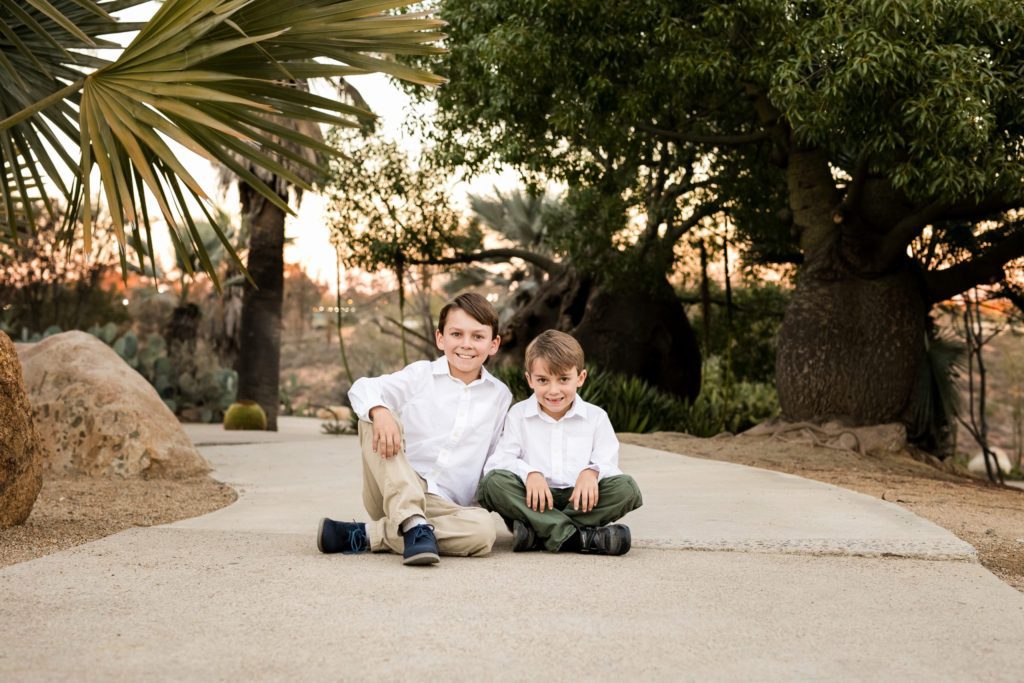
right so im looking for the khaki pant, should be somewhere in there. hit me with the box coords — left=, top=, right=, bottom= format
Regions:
left=359, top=421, right=495, bottom=557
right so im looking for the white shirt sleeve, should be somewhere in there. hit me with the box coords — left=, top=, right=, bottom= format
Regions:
left=348, top=361, right=427, bottom=422
left=485, top=411, right=541, bottom=483
left=486, top=388, right=513, bottom=461
left=587, top=410, right=623, bottom=481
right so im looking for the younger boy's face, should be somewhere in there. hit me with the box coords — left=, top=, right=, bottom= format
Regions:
left=435, top=308, right=500, bottom=384
left=526, top=358, right=587, bottom=420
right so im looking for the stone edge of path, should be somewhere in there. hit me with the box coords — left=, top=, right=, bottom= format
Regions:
left=632, top=537, right=977, bottom=561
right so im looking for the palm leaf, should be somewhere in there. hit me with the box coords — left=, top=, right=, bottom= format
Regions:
left=0, top=0, right=445, bottom=282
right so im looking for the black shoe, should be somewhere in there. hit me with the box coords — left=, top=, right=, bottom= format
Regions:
left=579, top=524, right=631, bottom=556
left=511, top=520, right=538, bottom=552
left=403, top=524, right=440, bottom=566
left=318, top=518, right=369, bottom=554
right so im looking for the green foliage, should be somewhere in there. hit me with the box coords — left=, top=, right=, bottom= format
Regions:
left=319, top=406, right=357, bottom=436
left=324, top=130, right=481, bottom=275
left=0, top=223, right=129, bottom=337
left=488, top=365, right=531, bottom=402
left=492, top=363, right=778, bottom=436
left=224, top=401, right=268, bottom=431
left=2, top=0, right=445, bottom=280
left=88, top=324, right=237, bottom=423
left=411, top=0, right=1024, bottom=281
left=687, top=283, right=789, bottom=384
left=280, top=373, right=309, bottom=417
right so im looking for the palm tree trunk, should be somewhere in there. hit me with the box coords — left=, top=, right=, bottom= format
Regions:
left=335, top=246, right=353, bottom=385
left=236, top=182, right=286, bottom=431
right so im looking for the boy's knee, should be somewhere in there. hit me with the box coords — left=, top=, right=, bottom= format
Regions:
left=477, top=469, right=517, bottom=502
left=465, top=508, right=497, bottom=556
left=481, top=468, right=518, bottom=490
left=604, top=474, right=643, bottom=508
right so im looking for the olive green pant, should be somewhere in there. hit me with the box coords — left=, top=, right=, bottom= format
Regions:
left=476, top=469, right=643, bottom=552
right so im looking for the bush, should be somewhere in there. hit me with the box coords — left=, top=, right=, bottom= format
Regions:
left=685, top=283, right=789, bottom=384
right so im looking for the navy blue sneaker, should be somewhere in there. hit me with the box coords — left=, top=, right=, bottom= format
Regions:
left=317, top=518, right=369, bottom=554
left=579, top=524, right=631, bottom=556
left=403, top=523, right=440, bottom=566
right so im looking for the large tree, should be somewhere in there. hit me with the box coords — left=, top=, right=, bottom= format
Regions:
left=1, top=0, right=444, bottom=430
left=415, top=0, right=1024, bottom=424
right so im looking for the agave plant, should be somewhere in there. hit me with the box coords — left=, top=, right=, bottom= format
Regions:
left=0, top=0, right=444, bottom=278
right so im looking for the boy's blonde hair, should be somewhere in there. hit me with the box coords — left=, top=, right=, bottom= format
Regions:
left=437, top=292, right=500, bottom=338
left=525, top=330, right=585, bottom=375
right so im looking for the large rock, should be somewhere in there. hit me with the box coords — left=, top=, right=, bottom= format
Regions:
left=0, top=331, right=42, bottom=527
left=16, top=331, right=209, bottom=478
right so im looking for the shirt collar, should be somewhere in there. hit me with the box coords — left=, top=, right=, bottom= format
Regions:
left=524, top=394, right=588, bottom=422
left=431, top=356, right=502, bottom=388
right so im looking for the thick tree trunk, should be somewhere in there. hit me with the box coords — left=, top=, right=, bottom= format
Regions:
left=776, top=269, right=925, bottom=424
left=497, top=270, right=702, bottom=401
left=235, top=183, right=286, bottom=431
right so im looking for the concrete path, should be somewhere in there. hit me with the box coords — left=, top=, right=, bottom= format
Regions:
left=3, top=417, right=1023, bottom=681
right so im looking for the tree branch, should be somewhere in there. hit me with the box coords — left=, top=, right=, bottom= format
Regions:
left=638, top=123, right=769, bottom=146
left=373, top=318, right=435, bottom=357
left=925, top=228, right=1024, bottom=303
left=410, top=248, right=567, bottom=276
left=666, top=203, right=719, bottom=244
left=875, top=200, right=948, bottom=269
left=837, top=154, right=870, bottom=217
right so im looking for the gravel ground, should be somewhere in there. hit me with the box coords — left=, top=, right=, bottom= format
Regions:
left=0, top=474, right=236, bottom=568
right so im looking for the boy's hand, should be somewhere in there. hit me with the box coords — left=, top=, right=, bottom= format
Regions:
left=525, top=471, right=554, bottom=512
left=369, top=406, right=401, bottom=459
left=570, top=469, right=599, bottom=512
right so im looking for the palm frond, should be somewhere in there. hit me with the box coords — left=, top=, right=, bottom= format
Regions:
left=0, top=0, right=444, bottom=282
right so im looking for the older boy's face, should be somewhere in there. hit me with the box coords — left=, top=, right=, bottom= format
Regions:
left=526, top=359, right=587, bottom=420
left=435, top=308, right=500, bottom=384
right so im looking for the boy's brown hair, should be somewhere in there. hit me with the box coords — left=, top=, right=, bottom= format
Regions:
left=437, top=292, right=500, bottom=339
left=525, top=330, right=585, bottom=375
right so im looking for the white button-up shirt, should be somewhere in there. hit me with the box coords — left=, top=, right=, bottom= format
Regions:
left=486, top=395, right=622, bottom=488
left=349, top=357, right=512, bottom=506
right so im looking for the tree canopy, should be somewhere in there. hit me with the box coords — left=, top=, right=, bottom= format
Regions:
left=413, top=0, right=1024, bottom=296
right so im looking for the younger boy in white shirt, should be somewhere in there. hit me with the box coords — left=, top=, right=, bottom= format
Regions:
left=478, top=330, right=643, bottom=555
left=317, top=292, right=512, bottom=566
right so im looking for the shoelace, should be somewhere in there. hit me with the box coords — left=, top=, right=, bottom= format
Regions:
left=347, top=524, right=369, bottom=553
left=406, top=524, right=435, bottom=545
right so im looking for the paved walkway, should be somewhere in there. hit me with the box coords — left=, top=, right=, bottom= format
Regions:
left=3, top=417, right=1024, bottom=681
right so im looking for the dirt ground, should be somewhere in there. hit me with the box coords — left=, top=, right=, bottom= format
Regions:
left=621, top=431, right=1024, bottom=592
left=0, top=474, right=236, bottom=569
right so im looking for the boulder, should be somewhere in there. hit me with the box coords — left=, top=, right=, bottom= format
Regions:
left=967, top=447, right=1014, bottom=477
left=16, top=331, right=209, bottom=478
left=0, top=331, right=42, bottom=527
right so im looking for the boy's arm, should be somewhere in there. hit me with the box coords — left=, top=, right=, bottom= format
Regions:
left=485, top=389, right=514, bottom=463
left=586, top=411, right=624, bottom=481
left=348, top=362, right=426, bottom=422
left=484, top=411, right=542, bottom=483
left=348, top=362, right=427, bottom=458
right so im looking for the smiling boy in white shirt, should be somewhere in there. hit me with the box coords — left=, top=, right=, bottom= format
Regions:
left=478, top=330, right=643, bottom=555
left=317, top=292, right=512, bottom=566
